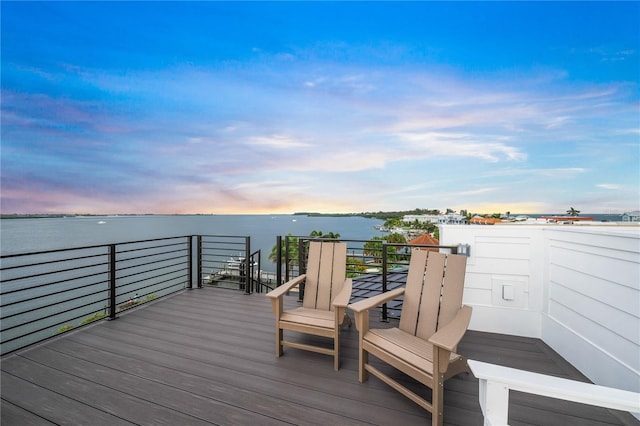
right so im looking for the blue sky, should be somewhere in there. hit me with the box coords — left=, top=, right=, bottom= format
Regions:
left=2, top=2, right=638, bottom=215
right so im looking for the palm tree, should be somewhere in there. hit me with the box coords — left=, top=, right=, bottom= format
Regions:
left=268, top=233, right=298, bottom=265
left=363, top=233, right=407, bottom=263
left=309, top=230, right=340, bottom=239
left=566, top=207, right=580, bottom=217
left=269, top=231, right=341, bottom=266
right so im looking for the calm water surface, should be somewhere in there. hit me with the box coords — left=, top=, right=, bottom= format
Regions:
left=1, top=215, right=384, bottom=270
left=2, top=213, right=623, bottom=267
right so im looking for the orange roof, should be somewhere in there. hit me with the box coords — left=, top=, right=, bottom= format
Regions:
left=408, top=233, right=440, bottom=251
left=469, top=217, right=503, bottom=225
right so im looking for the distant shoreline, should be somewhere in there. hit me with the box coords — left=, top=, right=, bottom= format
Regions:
left=0, top=214, right=150, bottom=220
left=1, top=211, right=628, bottom=221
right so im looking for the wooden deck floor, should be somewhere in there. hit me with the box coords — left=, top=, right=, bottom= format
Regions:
left=1, top=287, right=637, bottom=426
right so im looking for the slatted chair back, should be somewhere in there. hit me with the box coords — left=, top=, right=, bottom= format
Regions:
left=302, top=241, right=347, bottom=311
left=399, top=250, right=467, bottom=340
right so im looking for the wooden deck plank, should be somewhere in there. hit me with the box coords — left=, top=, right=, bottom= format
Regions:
left=0, top=399, right=58, bottom=426
left=42, top=291, right=427, bottom=424
left=1, top=356, right=227, bottom=426
left=1, top=287, right=636, bottom=426
left=69, top=322, right=397, bottom=404
left=57, top=319, right=425, bottom=423
left=15, top=347, right=299, bottom=426
left=36, top=338, right=411, bottom=426
left=0, top=371, right=136, bottom=426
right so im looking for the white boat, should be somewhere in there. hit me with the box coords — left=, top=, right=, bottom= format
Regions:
left=226, top=257, right=257, bottom=270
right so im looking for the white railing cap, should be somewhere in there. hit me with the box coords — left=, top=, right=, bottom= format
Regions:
left=468, top=359, right=640, bottom=414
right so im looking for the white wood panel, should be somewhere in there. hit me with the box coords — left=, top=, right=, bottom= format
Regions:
left=462, top=287, right=493, bottom=306
left=542, top=314, right=640, bottom=394
left=474, top=236, right=532, bottom=260
left=441, top=223, right=640, bottom=396
left=549, top=264, right=639, bottom=317
left=548, top=227, right=640, bottom=259
left=468, top=305, right=541, bottom=337
left=549, top=282, right=639, bottom=344
left=549, top=244, right=639, bottom=289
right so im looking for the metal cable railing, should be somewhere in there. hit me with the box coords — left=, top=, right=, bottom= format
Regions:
left=1, top=233, right=464, bottom=355
left=0, top=235, right=252, bottom=355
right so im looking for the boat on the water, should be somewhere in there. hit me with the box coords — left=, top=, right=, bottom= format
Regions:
left=226, top=256, right=257, bottom=270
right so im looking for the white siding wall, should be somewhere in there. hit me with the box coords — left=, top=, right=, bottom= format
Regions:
left=542, top=227, right=640, bottom=393
left=440, top=224, right=640, bottom=394
left=440, top=225, right=546, bottom=337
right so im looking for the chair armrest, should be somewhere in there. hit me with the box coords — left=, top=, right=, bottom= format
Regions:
left=332, top=278, right=353, bottom=308
left=265, top=274, right=306, bottom=299
left=348, top=287, right=405, bottom=313
left=429, top=305, right=472, bottom=351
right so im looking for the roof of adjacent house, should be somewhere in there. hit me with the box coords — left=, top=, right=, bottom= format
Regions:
left=408, top=233, right=440, bottom=251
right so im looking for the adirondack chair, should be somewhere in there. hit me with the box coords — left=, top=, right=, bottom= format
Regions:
left=266, top=241, right=352, bottom=370
left=348, top=250, right=472, bottom=426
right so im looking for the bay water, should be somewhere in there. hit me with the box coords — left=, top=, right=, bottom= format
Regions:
left=0, top=215, right=385, bottom=272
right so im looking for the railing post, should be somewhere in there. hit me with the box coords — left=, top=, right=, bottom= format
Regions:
left=187, top=236, right=194, bottom=290
left=284, top=236, right=290, bottom=283
left=244, top=236, right=251, bottom=294
left=254, top=249, right=262, bottom=293
left=478, top=379, right=510, bottom=425
left=297, top=238, right=305, bottom=302
left=276, top=235, right=282, bottom=288
left=197, top=236, right=203, bottom=288
left=107, top=244, right=118, bottom=320
left=381, top=241, right=388, bottom=321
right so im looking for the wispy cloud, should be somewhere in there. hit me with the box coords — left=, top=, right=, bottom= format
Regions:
left=245, top=135, right=313, bottom=149
left=1, top=2, right=638, bottom=214
left=597, top=184, right=621, bottom=190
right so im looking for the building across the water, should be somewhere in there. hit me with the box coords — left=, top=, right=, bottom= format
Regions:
left=402, top=213, right=467, bottom=224
left=622, top=210, right=640, bottom=222
left=539, top=215, right=595, bottom=223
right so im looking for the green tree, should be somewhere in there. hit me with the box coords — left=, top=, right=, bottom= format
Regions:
left=566, top=207, right=580, bottom=216
left=363, top=233, right=407, bottom=263
left=383, top=217, right=402, bottom=229
left=269, top=231, right=341, bottom=266
left=385, top=232, right=407, bottom=245
left=269, top=233, right=298, bottom=265
left=346, top=255, right=368, bottom=277
left=363, top=236, right=385, bottom=258
left=309, top=230, right=340, bottom=239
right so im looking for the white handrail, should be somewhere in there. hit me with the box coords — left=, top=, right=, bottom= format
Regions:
left=468, top=359, right=640, bottom=426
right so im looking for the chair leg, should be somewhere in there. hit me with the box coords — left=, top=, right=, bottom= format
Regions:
left=276, top=328, right=283, bottom=357
left=432, top=372, right=444, bottom=426
left=334, top=328, right=340, bottom=371
left=355, top=314, right=369, bottom=382
left=358, top=347, right=369, bottom=382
